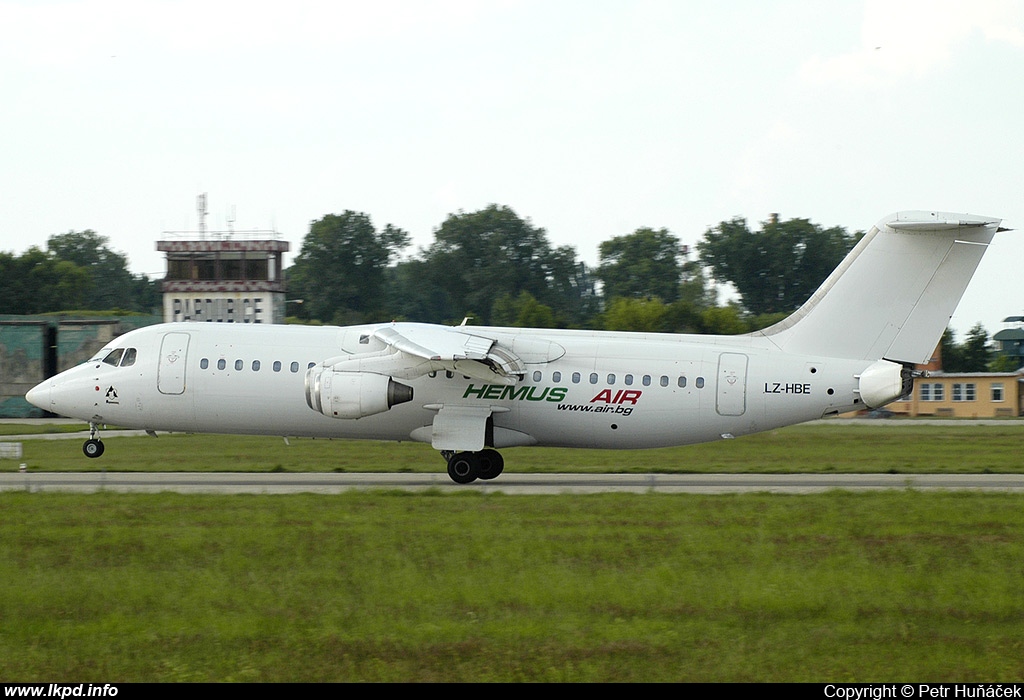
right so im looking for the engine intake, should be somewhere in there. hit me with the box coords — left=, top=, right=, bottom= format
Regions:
left=305, top=369, right=413, bottom=419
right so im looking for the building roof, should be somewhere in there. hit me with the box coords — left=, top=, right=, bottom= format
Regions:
left=156, top=239, right=290, bottom=253
left=994, top=328, right=1024, bottom=341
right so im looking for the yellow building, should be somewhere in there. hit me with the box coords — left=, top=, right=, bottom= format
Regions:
left=886, top=371, right=1024, bottom=418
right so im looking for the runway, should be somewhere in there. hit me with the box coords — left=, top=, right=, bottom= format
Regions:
left=3, top=471, right=1024, bottom=494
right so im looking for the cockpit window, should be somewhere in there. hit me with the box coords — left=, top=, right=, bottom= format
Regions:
left=98, top=347, right=137, bottom=367
left=102, top=349, right=124, bottom=366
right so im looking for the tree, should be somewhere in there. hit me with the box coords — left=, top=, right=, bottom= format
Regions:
left=287, top=211, right=410, bottom=323
left=596, top=227, right=684, bottom=303
left=602, top=297, right=669, bottom=332
left=699, top=305, right=748, bottom=335
left=697, top=215, right=859, bottom=316
left=940, top=324, right=992, bottom=372
left=939, top=327, right=964, bottom=372
left=989, top=354, right=1021, bottom=373
left=47, top=230, right=124, bottom=309
left=421, top=205, right=586, bottom=326
left=47, top=230, right=156, bottom=312
left=382, top=259, right=451, bottom=323
left=491, top=291, right=557, bottom=328
left=0, top=248, right=91, bottom=314
left=961, top=324, right=993, bottom=372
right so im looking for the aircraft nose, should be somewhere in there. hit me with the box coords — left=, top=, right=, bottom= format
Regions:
left=25, top=381, right=51, bottom=411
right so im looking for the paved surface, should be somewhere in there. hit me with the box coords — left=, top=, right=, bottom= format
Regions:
left=3, top=418, right=1021, bottom=494
left=3, top=472, right=1024, bottom=494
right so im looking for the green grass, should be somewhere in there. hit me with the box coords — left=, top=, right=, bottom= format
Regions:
left=0, top=423, right=89, bottom=436
left=1, top=491, right=1022, bottom=681
left=7, top=421, right=1024, bottom=473
left=3, top=422, right=1024, bottom=681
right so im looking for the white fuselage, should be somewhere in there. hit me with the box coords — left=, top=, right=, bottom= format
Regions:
left=28, top=322, right=873, bottom=451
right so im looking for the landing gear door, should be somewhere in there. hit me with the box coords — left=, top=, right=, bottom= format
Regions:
left=158, top=332, right=190, bottom=395
left=716, top=352, right=748, bottom=417
left=430, top=405, right=493, bottom=452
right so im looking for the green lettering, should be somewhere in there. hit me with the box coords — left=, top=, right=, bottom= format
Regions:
left=526, top=386, right=550, bottom=401
left=547, top=387, right=568, bottom=402
left=463, top=384, right=487, bottom=399
left=484, top=384, right=503, bottom=400
left=500, top=385, right=532, bottom=401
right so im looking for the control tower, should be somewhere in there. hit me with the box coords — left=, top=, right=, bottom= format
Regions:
left=156, top=195, right=291, bottom=324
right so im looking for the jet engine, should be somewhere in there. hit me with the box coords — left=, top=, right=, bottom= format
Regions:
left=305, top=369, right=413, bottom=419
left=857, top=359, right=909, bottom=409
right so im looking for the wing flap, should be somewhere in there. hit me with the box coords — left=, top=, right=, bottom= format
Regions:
left=317, top=323, right=526, bottom=385
left=371, top=323, right=526, bottom=382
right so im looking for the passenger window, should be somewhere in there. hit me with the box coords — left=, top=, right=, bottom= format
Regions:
left=200, top=358, right=209, bottom=370
left=307, top=362, right=316, bottom=369
left=252, top=360, right=261, bottom=371
left=235, top=360, right=244, bottom=371
left=678, top=376, right=686, bottom=388
left=696, top=377, right=705, bottom=389
left=642, top=375, right=652, bottom=387
left=552, top=371, right=561, bottom=382
left=273, top=361, right=282, bottom=372
left=217, top=359, right=226, bottom=370
left=102, top=349, right=124, bottom=366
left=120, top=348, right=137, bottom=367
left=660, top=376, right=669, bottom=387
left=625, top=374, right=633, bottom=386
left=290, top=362, right=299, bottom=373
left=572, top=372, right=581, bottom=384
left=533, top=371, right=542, bottom=382
left=607, top=373, right=616, bottom=384
left=589, top=373, right=598, bottom=384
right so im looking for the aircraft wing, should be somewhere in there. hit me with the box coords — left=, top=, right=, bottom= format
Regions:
left=319, top=323, right=525, bottom=385
left=372, top=323, right=526, bottom=384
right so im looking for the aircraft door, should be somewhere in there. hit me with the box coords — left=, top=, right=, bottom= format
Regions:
left=158, top=332, right=190, bottom=395
left=716, top=352, right=748, bottom=416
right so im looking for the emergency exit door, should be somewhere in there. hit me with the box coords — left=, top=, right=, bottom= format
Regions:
left=716, top=352, right=748, bottom=416
left=158, top=332, right=190, bottom=395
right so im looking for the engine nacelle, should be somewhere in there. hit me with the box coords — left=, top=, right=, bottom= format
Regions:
left=857, top=359, right=907, bottom=409
left=305, top=369, right=413, bottom=419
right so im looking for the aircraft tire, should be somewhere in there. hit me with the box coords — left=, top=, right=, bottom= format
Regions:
left=447, top=452, right=478, bottom=484
left=476, top=449, right=504, bottom=480
left=83, top=439, right=105, bottom=459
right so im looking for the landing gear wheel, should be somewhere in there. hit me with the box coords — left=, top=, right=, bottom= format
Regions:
left=447, top=452, right=479, bottom=484
left=83, top=439, right=105, bottom=459
left=476, top=449, right=505, bottom=480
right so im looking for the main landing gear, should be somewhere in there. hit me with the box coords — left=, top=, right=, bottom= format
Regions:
left=83, top=422, right=104, bottom=459
left=443, top=449, right=505, bottom=484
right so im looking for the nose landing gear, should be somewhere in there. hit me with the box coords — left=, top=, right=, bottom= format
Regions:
left=443, top=448, right=505, bottom=484
left=83, top=422, right=104, bottom=458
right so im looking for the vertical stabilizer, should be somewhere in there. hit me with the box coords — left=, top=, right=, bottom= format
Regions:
left=756, top=211, right=1001, bottom=364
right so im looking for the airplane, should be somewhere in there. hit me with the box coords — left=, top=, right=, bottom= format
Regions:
left=25, top=211, right=1004, bottom=484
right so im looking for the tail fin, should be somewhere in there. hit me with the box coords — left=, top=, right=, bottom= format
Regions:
left=756, top=211, right=1002, bottom=364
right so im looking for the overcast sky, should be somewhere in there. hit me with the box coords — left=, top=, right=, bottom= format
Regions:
left=2, top=0, right=1021, bottom=337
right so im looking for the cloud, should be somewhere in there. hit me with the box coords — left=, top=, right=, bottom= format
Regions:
left=0, top=0, right=500, bottom=68
left=798, top=0, right=1024, bottom=87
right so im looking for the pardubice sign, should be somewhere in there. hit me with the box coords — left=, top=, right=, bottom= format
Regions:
left=166, top=294, right=271, bottom=323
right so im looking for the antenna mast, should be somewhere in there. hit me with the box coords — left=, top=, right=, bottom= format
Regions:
left=196, top=193, right=208, bottom=240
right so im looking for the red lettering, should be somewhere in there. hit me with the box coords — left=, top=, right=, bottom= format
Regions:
left=620, top=390, right=642, bottom=405
left=590, top=389, right=613, bottom=403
